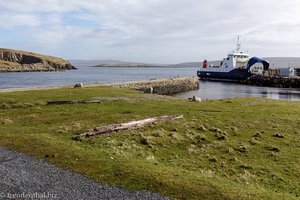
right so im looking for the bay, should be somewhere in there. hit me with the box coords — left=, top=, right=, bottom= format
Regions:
left=0, top=66, right=299, bottom=100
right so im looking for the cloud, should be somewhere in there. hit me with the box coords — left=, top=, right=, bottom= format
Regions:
left=1, top=0, right=300, bottom=63
left=0, top=13, right=41, bottom=29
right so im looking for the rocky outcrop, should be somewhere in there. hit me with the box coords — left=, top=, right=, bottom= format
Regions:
left=108, top=77, right=199, bottom=95
left=0, top=48, right=76, bottom=72
left=240, top=75, right=300, bottom=88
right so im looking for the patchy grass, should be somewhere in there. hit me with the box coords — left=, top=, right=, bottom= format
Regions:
left=0, top=86, right=299, bottom=199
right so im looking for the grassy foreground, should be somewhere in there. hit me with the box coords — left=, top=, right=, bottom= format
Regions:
left=0, top=86, right=299, bottom=199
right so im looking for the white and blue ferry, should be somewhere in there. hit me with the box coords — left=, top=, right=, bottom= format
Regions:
left=197, top=36, right=270, bottom=81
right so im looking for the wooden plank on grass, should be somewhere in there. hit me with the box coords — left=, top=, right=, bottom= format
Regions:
left=76, top=115, right=183, bottom=139
left=47, top=100, right=101, bottom=105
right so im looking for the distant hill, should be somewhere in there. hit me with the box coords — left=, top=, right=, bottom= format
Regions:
left=171, top=57, right=300, bottom=68
left=166, top=62, right=200, bottom=68
left=92, top=62, right=164, bottom=68
left=0, top=48, right=75, bottom=72
left=69, top=60, right=125, bottom=67
left=70, top=59, right=167, bottom=68
left=263, top=57, right=300, bottom=68
left=69, top=57, right=300, bottom=69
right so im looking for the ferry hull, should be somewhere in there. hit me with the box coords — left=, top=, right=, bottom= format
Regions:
left=197, top=69, right=253, bottom=81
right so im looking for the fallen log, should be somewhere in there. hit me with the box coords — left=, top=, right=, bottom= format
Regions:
left=47, top=100, right=101, bottom=105
left=74, top=115, right=183, bottom=140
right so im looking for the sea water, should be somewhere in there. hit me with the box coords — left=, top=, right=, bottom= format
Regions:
left=0, top=66, right=299, bottom=100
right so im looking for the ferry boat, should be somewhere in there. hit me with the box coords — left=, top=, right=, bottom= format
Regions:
left=197, top=36, right=269, bottom=81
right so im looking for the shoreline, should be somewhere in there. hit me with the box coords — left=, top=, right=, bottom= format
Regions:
left=0, top=85, right=70, bottom=93
left=0, top=76, right=199, bottom=95
left=1, top=77, right=299, bottom=101
left=0, top=69, right=76, bottom=73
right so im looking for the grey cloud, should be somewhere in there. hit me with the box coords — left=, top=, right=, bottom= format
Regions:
left=1, top=0, right=300, bottom=63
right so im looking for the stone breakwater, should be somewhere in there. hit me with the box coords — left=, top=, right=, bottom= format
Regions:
left=240, top=75, right=300, bottom=88
left=107, top=77, right=199, bottom=95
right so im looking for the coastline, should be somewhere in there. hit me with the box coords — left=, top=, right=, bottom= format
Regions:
left=0, top=68, right=76, bottom=73
left=0, top=85, right=70, bottom=93
left=0, top=77, right=199, bottom=95
left=1, top=76, right=299, bottom=101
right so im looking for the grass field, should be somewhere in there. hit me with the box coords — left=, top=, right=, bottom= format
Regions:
left=0, top=86, right=299, bottom=199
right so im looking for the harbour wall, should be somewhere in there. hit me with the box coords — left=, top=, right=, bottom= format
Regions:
left=107, top=77, right=199, bottom=95
left=240, top=75, right=300, bottom=88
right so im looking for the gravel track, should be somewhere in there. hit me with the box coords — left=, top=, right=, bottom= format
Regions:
left=0, top=148, right=170, bottom=200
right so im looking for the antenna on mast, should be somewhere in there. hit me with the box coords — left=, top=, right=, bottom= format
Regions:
left=236, top=35, right=241, bottom=52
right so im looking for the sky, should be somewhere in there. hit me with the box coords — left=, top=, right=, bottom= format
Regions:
left=1, top=0, right=300, bottom=64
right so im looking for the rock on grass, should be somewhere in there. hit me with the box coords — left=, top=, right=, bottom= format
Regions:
left=273, top=133, right=285, bottom=138
left=265, top=146, right=280, bottom=152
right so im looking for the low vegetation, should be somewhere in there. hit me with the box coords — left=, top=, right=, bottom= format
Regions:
left=0, top=86, right=299, bottom=199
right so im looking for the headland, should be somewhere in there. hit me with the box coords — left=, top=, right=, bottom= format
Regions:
left=0, top=48, right=76, bottom=72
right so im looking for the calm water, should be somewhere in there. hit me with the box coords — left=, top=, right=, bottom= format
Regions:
left=175, top=81, right=300, bottom=100
left=0, top=67, right=195, bottom=88
left=0, top=66, right=299, bottom=100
